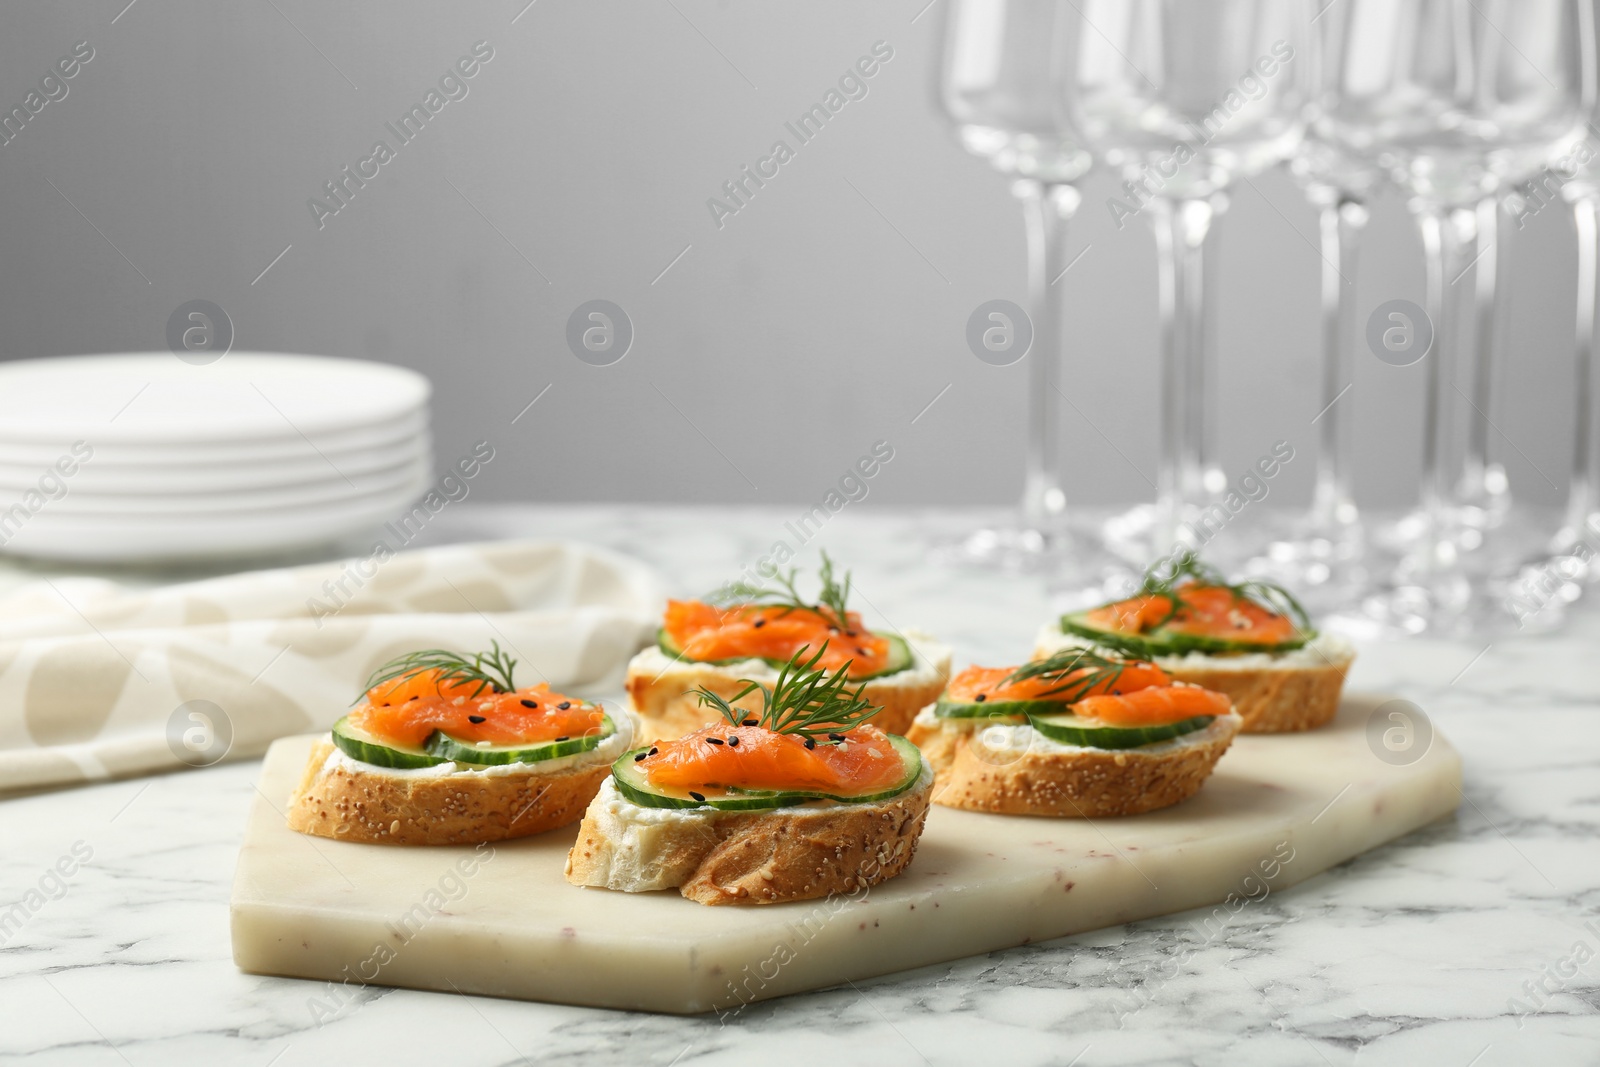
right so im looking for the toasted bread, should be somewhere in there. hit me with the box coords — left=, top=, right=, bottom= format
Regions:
left=287, top=722, right=632, bottom=845
left=564, top=765, right=933, bottom=905
left=906, top=710, right=1242, bottom=817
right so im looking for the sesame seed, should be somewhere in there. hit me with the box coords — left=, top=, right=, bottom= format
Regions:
left=520, top=699, right=538, bottom=709
left=468, top=715, right=486, bottom=724
left=727, top=736, right=740, bottom=747
left=557, top=701, right=571, bottom=709
left=690, top=791, right=706, bottom=803
left=706, top=737, right=725, bottom=746
left=974, top=694, right=987, bottom=703
left=634, top=751, right=648, bottom=761
left=555, top=736, right=569, bottom=742
left=753, top=619, right=766, bottom=629
left=741, top=718, right=758, bottom=726
left=828, top=732, right=846, bottom=741
left=649, top=747, right=659, bottom=756
left=804, top=738, right=816, bottom=750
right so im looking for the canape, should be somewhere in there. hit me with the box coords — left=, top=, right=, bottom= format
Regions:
left=1033, top=554, right=1355, bottom=733
left=288, top=643, right=634, bottom=845
left=626, top=553, right=950, bottom=739
left=906, top=647, right=1243, bottom=817
left=568, top=646, right=932, bottom=905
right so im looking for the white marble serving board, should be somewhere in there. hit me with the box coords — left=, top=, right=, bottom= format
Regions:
left=230, top=694, right=1461, bottom=1015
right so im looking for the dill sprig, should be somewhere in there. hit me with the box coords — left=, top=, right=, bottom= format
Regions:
left=358, top=641, right=519, bottom=703
left=1002, top=646, right=1141, bottom=702
left=708, top=551, right=856, bottom=629
left=692, top=643, right=881, bottom=736
left=1138, top=551, right=1314, bottom=633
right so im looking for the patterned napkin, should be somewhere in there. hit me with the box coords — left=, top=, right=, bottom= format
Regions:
left=0, top=540, right=663, bottom=793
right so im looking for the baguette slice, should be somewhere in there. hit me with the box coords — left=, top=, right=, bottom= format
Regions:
left=287, top=717, right=635, bottom=846
left=1033, top=622, right=1354, bottom=734
left=565, top=765, right=933, bottom=905
left=626, top=629, right=951, bottom=740
left=906, top=709, right=1242, bottom=817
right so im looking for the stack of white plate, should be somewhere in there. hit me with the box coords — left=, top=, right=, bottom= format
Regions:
left=0, top=353, right=433, bottom=563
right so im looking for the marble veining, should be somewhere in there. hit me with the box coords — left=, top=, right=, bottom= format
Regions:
left=1, top=505, right=1598, bottom=1065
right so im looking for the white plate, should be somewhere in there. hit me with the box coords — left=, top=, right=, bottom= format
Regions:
left=0, top=401, right=428, bottom=467
left=0, top=477, right=433, bottom=563
left=0, top=353, right=430, bottom=445
left=0, top=432, right=432, bottom=494
left=5, top=455, right=430, bottom=517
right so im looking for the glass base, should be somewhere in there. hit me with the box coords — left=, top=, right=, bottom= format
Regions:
left=930, top=519, right=1139, bottom=598
left=1241, top=507, right=1368, bottom=615
left=1343, top=504, right=1583, bottom=638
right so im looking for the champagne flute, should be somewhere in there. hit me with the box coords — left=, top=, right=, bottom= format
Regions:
left=1074, top=0, right=1312, bottom=564
left=1322, top=0, right=1592, bottom=632
left=935, top=0, right=1120, bottom=582
left=1253, top=1, right=1385, bottom=607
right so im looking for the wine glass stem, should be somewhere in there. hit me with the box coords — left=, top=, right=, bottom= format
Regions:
left=1464, top=194, right=1502, bottom=501
left=1016, top=180, right=1082, bottom=530
left=1310, top=196, right=1368, bottom=530
left=1151, top=195, right=1222, bottom=545
left=1568, top=191, right=1599, bottom=537
left=1417, top=205, right=1479, bottom=549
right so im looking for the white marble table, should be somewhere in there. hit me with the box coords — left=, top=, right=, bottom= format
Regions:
left=3, top=505, right=1598, bottom=1066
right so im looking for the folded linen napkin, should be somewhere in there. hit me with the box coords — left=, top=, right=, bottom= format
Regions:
left=0, top=540, right=663, bottom=793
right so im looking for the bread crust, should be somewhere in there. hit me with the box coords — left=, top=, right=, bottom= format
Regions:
left=906, top=715, right=1241, bottom=817
left=1161, top=659, right=1350, bottom=733
left=564, top=771, right=932, bottom=905
left=287, top=739, right=611, bottom=846
left=627, top=650, right=949, bottom=741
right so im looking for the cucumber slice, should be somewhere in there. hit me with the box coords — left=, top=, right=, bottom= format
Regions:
left=656, top=627, right=914, bottom=680
left=1057, top=612, right=1315, bottom=657
left=425, top=714, right=616, bottom=766
left=331, top=715, right=447, bottom=769
left=933, top=697, right=1057, bottom=720
left=611, top=733, right=924, bottom=811
left=1026, top=711, right=1215, bottom=750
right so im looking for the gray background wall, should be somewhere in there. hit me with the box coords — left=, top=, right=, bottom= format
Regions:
left=0, top=0, right=1581, bottom=510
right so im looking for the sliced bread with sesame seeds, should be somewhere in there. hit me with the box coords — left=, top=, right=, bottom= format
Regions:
left=286, top=712, right=634, bottom=846
left=906, top=708, right=1242, bottom=817
left=564, top=762, right=933, bottom=905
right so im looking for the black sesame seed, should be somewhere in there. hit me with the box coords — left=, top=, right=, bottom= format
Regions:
left=828, top=732, right=846, bottom=741
left=649, top=746, right=659, bottom=755
left=706, top=737, right=725, bottom=746
left=468, top=715, right=486, bottom=724
left=408, top=695, right=419, bottom=702
left=520, top=699, right=538, bottom=709
left=634, top=751, right=648, bottom=762
left=974, top=693, right=988, bottom=703
left=555, top=736, right=569, bottom=742
left=753, top=619, right=766, bottom=629
left=846, top=630, right=857, bottom=637
left=557, top=701, right=571, bottom=709
left=741, top=718, right=758, bottom=727
left=690, top=791, right=706, bottom=803
left=727, top=736, right=739, bottom=747
left=804, top=738, right=816, bottom=750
